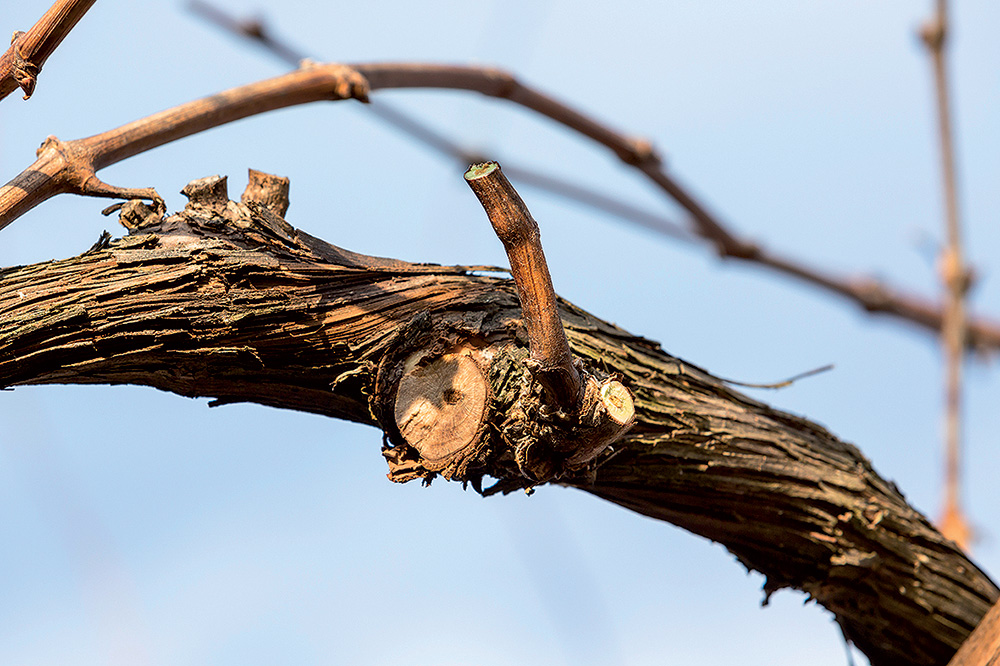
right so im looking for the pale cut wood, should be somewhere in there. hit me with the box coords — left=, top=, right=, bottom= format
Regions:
left=394, top=349, right=489, bottom=466
left=599, top=380, right=634, bottom=425
left=561, top=376, right=637, bottom=467
left=948, top=598, right=1000, bottom=666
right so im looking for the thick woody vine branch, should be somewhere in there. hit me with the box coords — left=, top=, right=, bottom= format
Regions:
left=0, top=0, right=96, bottom=101
left=0, top=176, right=995, bottom=666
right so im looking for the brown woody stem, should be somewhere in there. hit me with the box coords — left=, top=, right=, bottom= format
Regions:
left=0, top=62, right=369, bottom=230
left=0, top=0, right=96, bottom=101
left=388, top=164, right=634, bottom=482
left=241, top=168, right=291, bottom=217
left=464, top=161, right=582, bottom=408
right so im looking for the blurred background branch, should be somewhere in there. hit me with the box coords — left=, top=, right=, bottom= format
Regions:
left=920, top=0, right=973, bottom=549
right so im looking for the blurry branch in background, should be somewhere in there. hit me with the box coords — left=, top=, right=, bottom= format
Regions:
left=0, top=0, right=96, bottom=101
left=920, top=0, right=973, bottom=550
left=363, top=101, right=695, bottom=243
left=188, top=1, right=1000, bottom=353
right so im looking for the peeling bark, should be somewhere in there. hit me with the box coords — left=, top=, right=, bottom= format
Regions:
left=0, top=195, right=995, bottom=666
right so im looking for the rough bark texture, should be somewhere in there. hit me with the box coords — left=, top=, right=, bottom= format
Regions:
left=1, top=195, right=996, bottom=666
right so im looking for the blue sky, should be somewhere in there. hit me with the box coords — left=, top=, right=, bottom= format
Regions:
left=1, top=1, right=998, bottom=664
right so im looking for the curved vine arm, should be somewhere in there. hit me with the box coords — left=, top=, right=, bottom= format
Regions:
left=1, top=183, right=994, bottom=666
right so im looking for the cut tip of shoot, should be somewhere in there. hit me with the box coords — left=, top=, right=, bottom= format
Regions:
left=464, top=161, right=500, bottom=180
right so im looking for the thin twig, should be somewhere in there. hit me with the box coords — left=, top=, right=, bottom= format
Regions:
left=719, top=363, right=835, bottom=390
left=0, top=0, right=96, bottom=101
left=188, top=0, right=307, bottom=64
left=465, top=161, right=582, bottom=407
left=921, top=0, right=972, bottom=549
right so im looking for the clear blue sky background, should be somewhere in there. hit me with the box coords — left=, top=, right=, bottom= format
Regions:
left=1, top=1, right=998, bottom=664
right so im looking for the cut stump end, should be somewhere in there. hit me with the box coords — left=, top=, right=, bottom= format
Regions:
left=393, top=349, right=489, bottom=466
